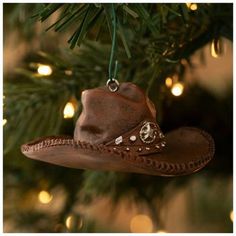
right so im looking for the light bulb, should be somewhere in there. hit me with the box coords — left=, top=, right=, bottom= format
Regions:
left=65, top=215, right=83, bottom=230
left=230, top=210, right=233, bottom=222
left=186, top=3, right=198, bottom=11
left=165, top=77, right=173, bottom=88
left=210, top=39, right=223, bottom=58
left=38, top=190, right=53, bottom=204
left=37, top=64, right=52, bottom=76
left=63, top=102, right=75, bottom=119
left=3, top=119, right=7, bottom=126
left=171, top=83, right=184, bottom=96
left=190, top=3, right=198, bottom=11
left=65, top=70, right=73, bottom=76
left=65, top=215, right=73, bottom=229
left=130, top=214, right=153, bottom=233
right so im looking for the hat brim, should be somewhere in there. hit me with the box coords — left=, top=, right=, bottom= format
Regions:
left=21, top=127, right=214, bottom=176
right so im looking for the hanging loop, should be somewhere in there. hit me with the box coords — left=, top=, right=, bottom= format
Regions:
left=106, top=60, right=119, bottom=92
left=106, top=79, right=119, bottom=92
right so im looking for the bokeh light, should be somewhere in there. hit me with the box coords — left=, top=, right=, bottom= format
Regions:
left=65, top=70, right=73, bottom=76
left=65, top=215, right=73, bottom=229
left=38, top=190, right=53, bottom=204
left=165, top=77, right=173, bottom=88
left=211, top=40, right=219, bottom=58
left=130, top=214, right=153, bottom=233
left=230, top=210, right=233, bottom=222
left=171, top=83, right=184, bottom=96
left=3, top=119, right=7, bottom=126
left=63, top=102, right=75, bottom=119
left=37, top=64, right=52, bottom=76
left=186, top=3, right=198, bottom=11
left=65, top=215, right=83, bottom=230
left=190, top=3, right=198, bottom=11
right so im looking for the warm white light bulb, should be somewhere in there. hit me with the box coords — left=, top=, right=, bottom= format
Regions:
left=190, top=3, right=198, bottom=11
left=211, top=40, right=219, bottom=58
left=65, top=215, right=73, bottom=229
left=65, top=215, right=83, bottom=230
left=230, top=210, right=233, bottom=222
left=65, top=70, right=73, bottom=76
left=63, top=102, right=75, bottom=119
left=38, top=190, right=53, bottom=204
left=130, top=214, right=153, bottom=233
left=3, top=119, right=7, bottom=126
left=165, top=77, right=173, bottom=88
left=37, top=65, right=52, bottom=76
left=171, top=83, right=184, bottom=96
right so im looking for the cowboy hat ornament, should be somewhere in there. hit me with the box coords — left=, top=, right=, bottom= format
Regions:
left=21, top=80, right=215, bottom=176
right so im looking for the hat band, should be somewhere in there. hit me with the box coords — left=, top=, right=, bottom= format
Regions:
left=105, top=120, right=166, bottom=156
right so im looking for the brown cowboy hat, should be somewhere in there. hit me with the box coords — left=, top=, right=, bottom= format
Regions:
left=21, top=82, right=214, bottom=176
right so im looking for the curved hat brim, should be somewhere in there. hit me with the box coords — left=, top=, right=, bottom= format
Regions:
left=21, top=127, right=214, bottom=176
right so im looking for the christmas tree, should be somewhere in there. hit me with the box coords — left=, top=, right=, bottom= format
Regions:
left=3, top=3, right=233, bottom=233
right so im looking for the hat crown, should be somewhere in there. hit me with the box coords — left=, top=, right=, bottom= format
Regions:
left=74, top=83, right=156, bottom=144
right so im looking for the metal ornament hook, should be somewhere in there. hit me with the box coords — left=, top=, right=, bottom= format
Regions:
left=106, top=79, right=119, bottom=92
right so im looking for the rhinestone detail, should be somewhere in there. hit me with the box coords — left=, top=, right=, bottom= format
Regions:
left=115, top=136, right=123, bottom=145
left=129, top=135, right=137, bottom=142
left=161, top=142, right=166, bottom=147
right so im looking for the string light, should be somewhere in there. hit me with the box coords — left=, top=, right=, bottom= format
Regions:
left=38, top=190, right=53, bottom=204
left=3, top=119, right=7, bottom=126
left=186, top=3, right=198, bottom=11
left=210, top=39, right=223, bottom=58
left=63, top=102, right=75, bottom=119
left=230, top=210, right=233, bottom=222
left=190, top=3, right=197, bottom=11
left=37, top=64, right=52, bottom=76
left=65, top=70, right=73, bottom=76
left=65, top=215, right=83, bottom=230
left=130, top=214, right=153, bottom=233
left=211, top=40, right=218, bottom=58
left=65, top=215, right=73, bottom=229
left=171, top=82, right=184, bottom=96
left=165, top=77, right=173, bottom=88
